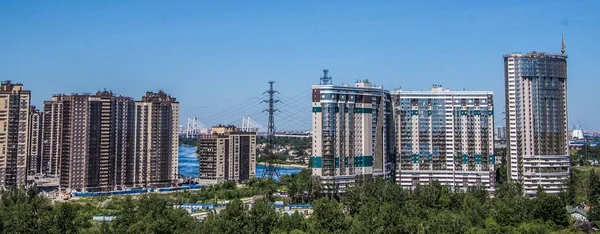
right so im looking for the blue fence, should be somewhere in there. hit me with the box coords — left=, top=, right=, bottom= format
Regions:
left=288, top=204, right=313, bottom=209
left=73, top=185, right=203, bottom=197
left=73, top=189, right=147, bottom=197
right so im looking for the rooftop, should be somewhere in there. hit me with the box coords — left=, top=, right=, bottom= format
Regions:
left=504, top=51, right=567, bottom=59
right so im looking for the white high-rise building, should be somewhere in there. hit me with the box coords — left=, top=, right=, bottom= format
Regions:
left=495, top=126, right=507, bottom=141
left=571, top=125, right=584, bottom=140
left=392, top=86, right=495, bottom=193
left=504, top=50, right=570, bottom=196
left=311, top=79, right=395, bottom=193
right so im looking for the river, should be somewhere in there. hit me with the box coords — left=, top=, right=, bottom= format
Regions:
left=178, top=145, right=303, bottom=179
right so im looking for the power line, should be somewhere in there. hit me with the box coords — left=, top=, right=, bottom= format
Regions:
left=196, top=96, right=262, bottom=122
left=262, top=81, right=280, bottom=180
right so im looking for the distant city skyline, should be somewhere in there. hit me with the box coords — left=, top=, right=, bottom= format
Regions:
left=1, top=1, right=598, bottom=130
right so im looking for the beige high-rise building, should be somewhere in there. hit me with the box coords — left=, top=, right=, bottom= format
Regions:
left=133, top=91, right=179, bottom=188
left=0, top=81, right=31, bottom=188
left=27, top=106, right=42, bottom=175
left=198, top=125, right=257, bottom=184
left=504, top=50, right=570, bottom=196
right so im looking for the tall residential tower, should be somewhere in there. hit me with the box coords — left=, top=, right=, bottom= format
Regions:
left=42, top=91, right=136, bottom=192
left=0, top=81, right=31, bottom=188
left=27, top=106, right=42, bottom=175
left=393, top=86, right=495, bottom=192
left=133, top=91, right=179, bottom=188
left=504, top=50, right=569, bottom=196
left=311, top=77, right=395, bottom=193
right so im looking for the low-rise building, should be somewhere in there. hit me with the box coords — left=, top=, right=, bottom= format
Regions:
left=198, top=125, right=257, bottom=184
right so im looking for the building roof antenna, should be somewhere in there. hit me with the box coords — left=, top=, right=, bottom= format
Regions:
left=320, top=69, right=332, bottom=85
left=561, top=33, right=566, bottom=56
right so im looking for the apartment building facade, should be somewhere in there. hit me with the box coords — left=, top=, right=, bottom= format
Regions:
left=41, top=90, right=179, bottom=192
left=133, top=91, right=179, bottom=188
left=27, top=106, right=42, bottom=175
left=42, top=91, right=136, bottom=192
left=504, top=51, right=570, bottom=196
left=311, top=80, right=395, bottom=193
left=392, top=86, right=496, bottom=192
left=0, top=81, right=31, bottom=188
left=198, top=125, right=257, bottom=184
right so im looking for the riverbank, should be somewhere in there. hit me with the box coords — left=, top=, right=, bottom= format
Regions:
left=178, top=145, right=303, bottom=178
left=257, top=162, right=308, bottom=169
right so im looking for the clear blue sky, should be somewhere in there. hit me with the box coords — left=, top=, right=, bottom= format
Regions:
left=1, top=1, right=598, bottom=131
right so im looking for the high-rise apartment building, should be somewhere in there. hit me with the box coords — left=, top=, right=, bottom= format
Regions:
left=41, top=98, right=63, bottom=176
left=0, top=81, right=31, bottom=188
left=133, top=91, right=179, bottom=188
left=392, top=86, right=495, bottom=192
left=311, top=79, right=395, bottom=193
left=198, top=125, right=257, bottom=184
left=504, top=50, right=569, bottom=196
left=42, top=91, right=135, bottom=192
left=27, top=106, right=42, bottom=175
left=495, top=126, right=507, bottom=141
left=42, top=90, right=178, bottom=192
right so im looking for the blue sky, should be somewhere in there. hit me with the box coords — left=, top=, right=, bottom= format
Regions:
left=0, top=1, right=598, bottom=131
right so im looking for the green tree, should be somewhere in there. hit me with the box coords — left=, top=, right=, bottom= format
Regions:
left=495, top=182, right=521, bottom=199
left=414, top=180, right=451, bottom=210
left=222, top=180, right=237, bottom=190
left=49, top=203, right=88, bottom=234
left=588, top=169, right=600, bottom=206
left=588, top=203, right=600, bottom=222
left=559, top=170, right=577, bottom=206
left=377, top=202, right=411, bottom=233
left=492, top=195, right=534, bottom=227
left=277, top=212, right=308, bottom=233
left=496, top=164, right=508, bottom=185
left=111, top=196, right=136, bottom=233
left=426, top=210, right=469, bottom=234
left=286, top=169, right=313, bottom=203
left=110, top=194, right=201, bottom=234
left=0, top=186, right=52, bottom=233
left=249, top=199, right=278, bottom=233
left=308, top=198, right=349, bottom=233
left=515, top=221, right=550, bottom=234
left=202, top=199, right=250, bottom=234
left=350, top=199, right=382, bottom=233
left=533, top=189, right=569, bottom=227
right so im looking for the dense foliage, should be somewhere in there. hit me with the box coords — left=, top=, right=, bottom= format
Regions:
left=0, top=187, right=105, bottom=233
left=200, top=179, right=581, bottom=234
left=3, top=143, right=597, bottom=233
left=280, top=169, right=314, bottom=203
left=174, top=178, right=279, bottom=203
left=179, top=137, right=200, bottom=146
left=571, top=144, right=600, bottom=167
left=1, top=166, right=596, bottom=233
left=258, top=136, right=312, bottom=153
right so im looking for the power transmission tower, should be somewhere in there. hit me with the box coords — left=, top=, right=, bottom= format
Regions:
left=262, top=81, right=280, bottom=180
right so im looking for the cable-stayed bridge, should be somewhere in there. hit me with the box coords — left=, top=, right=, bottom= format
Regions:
left=190, top=90, right=312, bottom=133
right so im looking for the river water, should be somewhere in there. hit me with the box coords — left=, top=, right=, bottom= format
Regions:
left=178, top=145, right=303, bottom=178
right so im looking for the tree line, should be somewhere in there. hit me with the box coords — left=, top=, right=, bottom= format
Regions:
left=199, top=179, right=584, bottom=233
left=2, top=167, right=598, bottom=233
